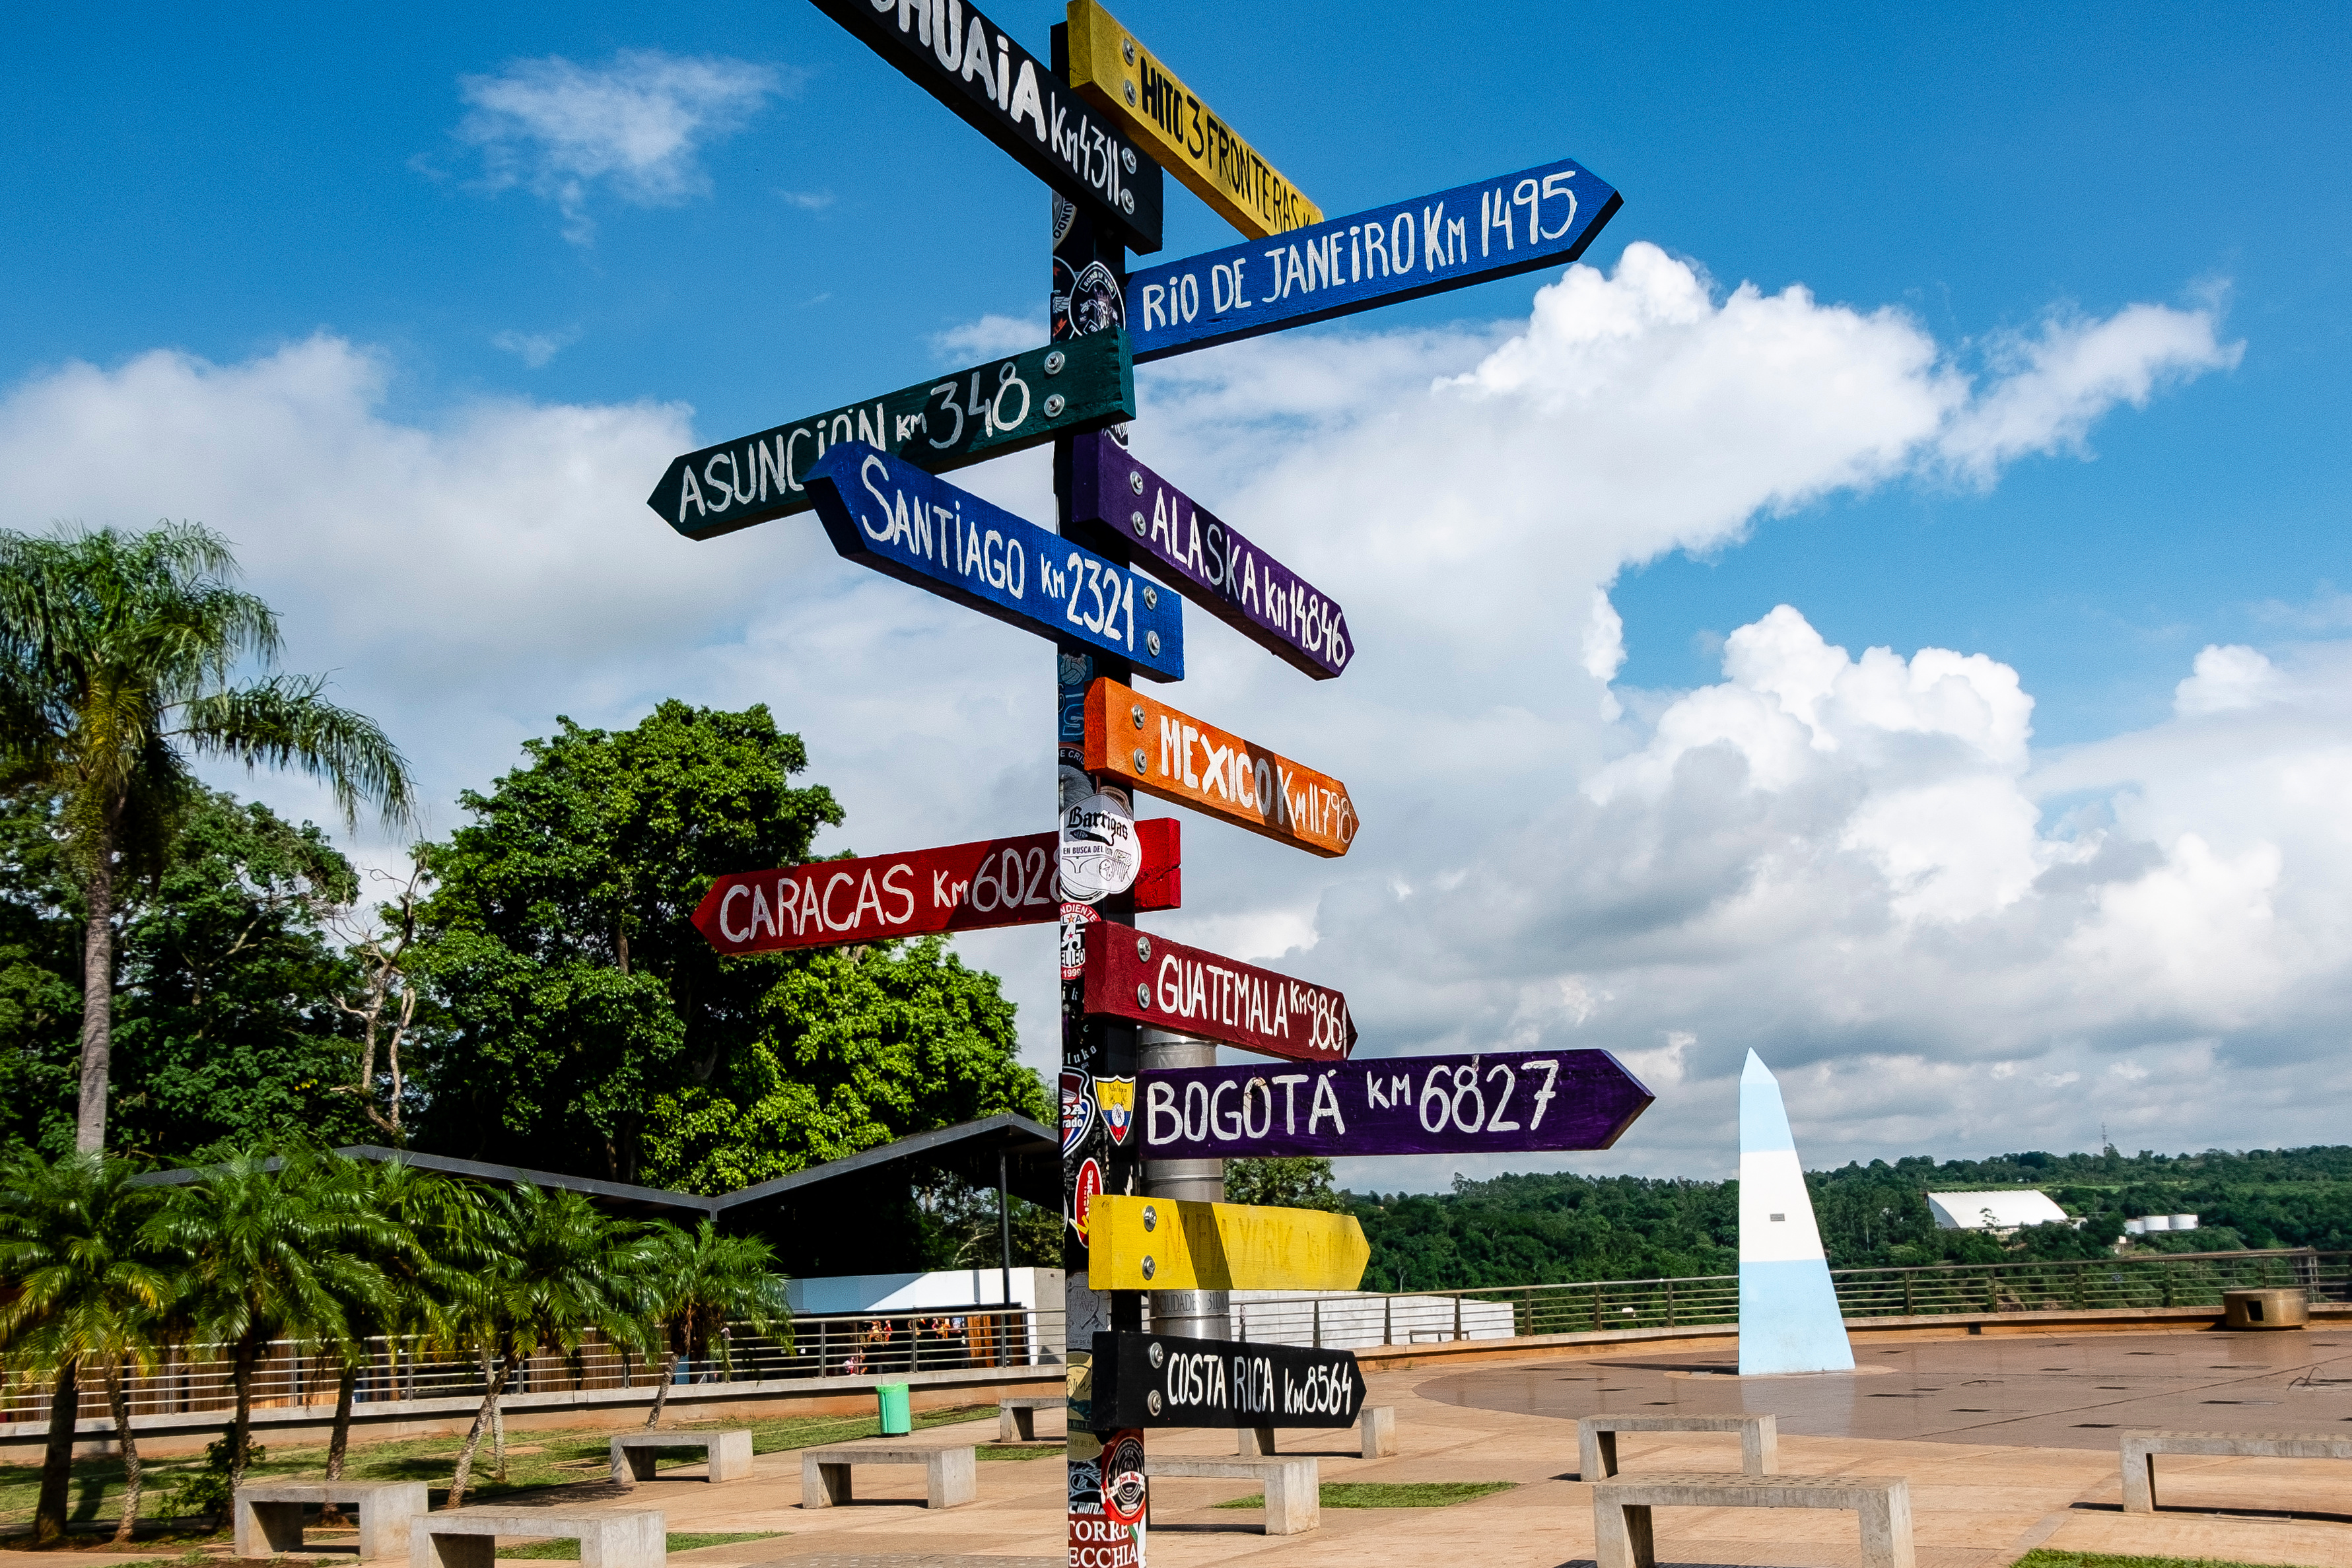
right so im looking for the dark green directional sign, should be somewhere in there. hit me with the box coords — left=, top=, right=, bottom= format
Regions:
left=648, top=332, right=1135, bottom=541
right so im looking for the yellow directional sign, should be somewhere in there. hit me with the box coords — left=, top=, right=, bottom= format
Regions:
left=1086, top=1196, right=1369, bottom=1292
left=1065, top=0, right=1321, bottom=240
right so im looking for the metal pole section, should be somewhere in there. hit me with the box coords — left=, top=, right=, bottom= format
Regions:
left=998, top=1149, right=1014, bottom=1369
left=1140, top=1028, right=1226, bottom=1341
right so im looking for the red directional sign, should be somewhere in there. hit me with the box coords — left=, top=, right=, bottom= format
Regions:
left=1081, top=919, right=1355, bottom=1064
left=692, top=822, right=1179, bottom=955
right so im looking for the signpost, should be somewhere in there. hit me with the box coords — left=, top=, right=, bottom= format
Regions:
left=1093, top=1331, right=1365, bottom=1429
left=1135, top=1047, right=1653, bottom=1161
left=689, top=821, right=1179, bottom=956
left=1064, top=0, right=1319, bottom=240
left=1081, top=919, right=1354, bottom=1064
left=1087, top=1194, right=1370, bottom=1292
left=649, top=333, right=1133, bottom=539
left=807, top=444, right=1186, bottom=681
left=1066, top=432, right=1351, bottom=679
left=1082, top=675, right=1358, bottom=856
left=1126, top=154, right=1622, bottom=362
left=806, top=0, right=1164, bottom=254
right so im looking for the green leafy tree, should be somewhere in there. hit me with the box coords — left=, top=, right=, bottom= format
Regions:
left=0, top=790, right=82, bottom=1155
left=0, top=1148, right=170, bottom=1545
left=637, top=1219, right=788, bottom=1428
left=442, top=1183, right=646, bottom=1507
left=146, top=1147, right=395, bottom=1489
left=0, top=522, right=412, bottom=1152
left=1226, top=1157, right=1344, bottom=1211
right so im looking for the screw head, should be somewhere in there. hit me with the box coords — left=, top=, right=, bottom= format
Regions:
left=1123, top=147, right=1136, bottom=174
left=1044, top=351, right=1066, bottom=375
left=1132, top=747, right=1148, bottom=772
left=1121, top=190, right=1134, bottom=213
left=1141, top=1256, right=1155, bottom=1280
left=1142, top=586, right=1158, bottom=610
left=1141, top=1204, right=1157, bottom=1231
left=1146, top=1390, right=1162, bottom=1415
left=1135, top=935, right=1150, bottom=960
left=1146, top=631, right=1161, bottom=656
left=1123, top=80, right=1136, bottom=106
left=1130, top=510, right=1146, bottom=536
left=1148, top=1341, right=1164, bottom=1369
left=1135, top=982, right=1151, bottom=1007
left=1122, top=37, right=1135, bottom=65
left=1043, top=393, right=1066, bottom=417
left=1130, top=703, right=1146, bottom=730
left=1129, top=470, right=1145, bottom=494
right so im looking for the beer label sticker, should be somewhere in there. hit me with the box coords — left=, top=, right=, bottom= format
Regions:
left=1060, top=786, right=1139, bottom=903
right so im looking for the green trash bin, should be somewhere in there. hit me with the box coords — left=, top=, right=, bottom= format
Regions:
left=877, top=1382, right=912, bottom=1435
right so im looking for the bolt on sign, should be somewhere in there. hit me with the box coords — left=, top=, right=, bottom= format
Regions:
left=1136, top=1047, right=1654, bottom=1161
left=1125, top=155, right=1622, bottom=362
left=1093, top=1331, right=1366, bottom=1429
left=648, top=333, right=1133, bottom=540
left=806, top=444, right=1185, bottom=681
left=1063, top=0, right=1320, bottom=241
left=807, top=0, right=1163, bottom=254
left=1086, top=1195, right=1370, bottom=1293
left=1066, top=432, right=1350, bottom=679
left=1082, top=676, right=1358, bottom=856
left=689, top=820, right=1180, bottom=955
left=1081, top=919, right=1354, bottom=1064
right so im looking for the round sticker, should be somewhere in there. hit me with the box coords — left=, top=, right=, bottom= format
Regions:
left=1070, top=1157, right=1103, bottom=1241
left=1060, top=786, right=1138, bottom=903
left=1101, top=1432, right=1147, bottom=1526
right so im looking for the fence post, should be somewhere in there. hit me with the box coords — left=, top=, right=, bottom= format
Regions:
left=1904, top=1274, right=1914, bottom=1316
left=1453, top=1294, right=1463, bottom=1341
left=1313, top=1299, right=1323, bottom=1349
left=1591, top=1286, right=1602, bottom=1332
left=1383, top=1292, right=1394, bottom=1347
left=1666, top=1279, right=1676, bottom=1328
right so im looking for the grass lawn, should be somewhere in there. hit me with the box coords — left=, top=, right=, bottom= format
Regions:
left=2015, top=1554, right=2330, bottom=1568
left=501, top=1530, right=784, bottom=1560
left=0, top=1404, right=1000, bottom=1542
left=1214, top=1481, right=1515, bottom=1509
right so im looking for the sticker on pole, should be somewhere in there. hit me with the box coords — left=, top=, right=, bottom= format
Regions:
left=1060, top=786, right=1140, bottom=902
left=1101, top=1431, right=1147, bottom=1526
left=1060, top=901, right=1101, bottom=980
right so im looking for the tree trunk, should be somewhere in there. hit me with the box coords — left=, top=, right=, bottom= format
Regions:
left=73, top=836, right=116, bottom=1153
left=34, top=1359, right=81, bottom=1547
left=644, top=1350, right=679, bottom=1429
left=106, top=1363, right=141, bottom=1546
left=325, top=1361, right=359, bottom=1480
left=227, top=1341, right=258, bottom=1491
left=444, top=1358, right=508, bottom=1511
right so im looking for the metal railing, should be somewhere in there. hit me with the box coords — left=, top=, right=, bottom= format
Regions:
left=5, top=1249, right=2337, bottom=1427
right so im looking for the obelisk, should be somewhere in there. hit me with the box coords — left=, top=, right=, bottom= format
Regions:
left=1737, top=1050, right=1853, bottom=1375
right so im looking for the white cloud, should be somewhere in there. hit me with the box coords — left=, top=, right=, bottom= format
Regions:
left=929, top=313, right=1047, bottom=364
left=2175, top=643, right=2283, bottom=714
left=1, top=243, right=2295, bottom=1183
left=776, top=188, right=835, bottom=212
left=490, top=327, right=579, bottom=368
left=453, top=50, right=785, bottom=244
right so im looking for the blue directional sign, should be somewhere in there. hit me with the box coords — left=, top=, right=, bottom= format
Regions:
left=806, top=444, right=1184, bottom=683
left=1124, top=155, right=1622, bottom=362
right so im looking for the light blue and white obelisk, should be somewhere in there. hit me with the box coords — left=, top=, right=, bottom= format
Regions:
left=1738, top=1050, right=1853, bottom=1375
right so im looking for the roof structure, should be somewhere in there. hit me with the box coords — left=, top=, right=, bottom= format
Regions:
left=1926, top=1190, right=2072, bottom=1232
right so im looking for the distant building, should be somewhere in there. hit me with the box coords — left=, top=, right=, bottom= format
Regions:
left=1926, top=1190, right=2073, bottom=1235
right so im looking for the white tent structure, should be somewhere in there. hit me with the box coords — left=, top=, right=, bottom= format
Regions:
left=1927, top=1190, right=2072, bottom=1233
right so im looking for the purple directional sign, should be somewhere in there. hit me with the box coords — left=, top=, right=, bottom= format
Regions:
left=1066, top=432, right=1352, bottom=680
left=1136, top=1048, right=1651, bottom=1161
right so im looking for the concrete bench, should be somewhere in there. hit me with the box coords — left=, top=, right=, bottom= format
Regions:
left=1593, top=1473, right=1912, bottom=1568
left=1235, top=1406, right=1397, bottom=1461
left=801, top=1443, right=976, bottom=1509
left=609, top=1429, right=754, bottom=1485
left=235, top=1480, right=429, bottom=1563
left=411, top=1507, right=664, bottom=1568
left=999, top=1395, right=1063, bottom=1441
left=1144, top=1455, right=1319, bottom=1536
left=1579, top=1414, right=1777, bottom=1480
left=2122, top=1429, right=2352, bottom=1512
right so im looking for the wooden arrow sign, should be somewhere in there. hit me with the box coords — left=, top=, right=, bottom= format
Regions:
left=1093, top=1331, right=1366, bottom=1429
left=807, top=0, right=1163, bottom=254
left=1126, top=155, right=1621, bottom=362
left=1082, top=677, right=1358, bottom=855
left=691, top=821, right=1179, bottom=955
left=1136, top=1048, right=1653, bottom=1161
left=1064, top=0, right=1319, bottom=241
left=649, top=333, right=1132, bottom=540
left=1067, top=432, right=1350, bottom=679
left=807, top=444, right=1184, bottom=681
left=1088, top=1196, right=1369, bottom=1292
left=1082, top=919, right=1355, bottom=1064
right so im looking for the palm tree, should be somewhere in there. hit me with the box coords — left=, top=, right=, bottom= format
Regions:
left=442, top=1184, right=645, bottom=1508
left=638, top=1220, right=789, bottom=1429
left=144, top=1147, right=396, bottom=1490
left=0, top=522, right=415, bottom=1152
left=0, top=1149, right=171, bottom=1546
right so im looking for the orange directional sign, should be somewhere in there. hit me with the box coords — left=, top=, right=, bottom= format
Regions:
left=1082, top=677, right=1359, bottom=857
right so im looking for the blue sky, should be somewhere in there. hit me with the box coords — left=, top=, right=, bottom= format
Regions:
left=5, top=2, right=2349, bottom=1175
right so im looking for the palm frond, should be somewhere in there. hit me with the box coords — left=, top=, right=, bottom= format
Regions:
left=176, top=675, right=415, bottom=828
